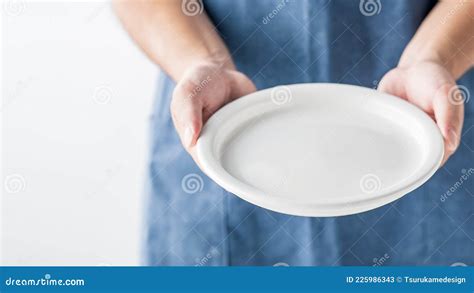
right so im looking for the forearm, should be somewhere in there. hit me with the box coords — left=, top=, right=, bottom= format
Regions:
left=113, top=0, right=234, bottom=81
left=399, top=0, right=474, bottom=79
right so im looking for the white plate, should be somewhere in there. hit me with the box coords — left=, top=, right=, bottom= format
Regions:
left=196, top=83, right=444, bottom=217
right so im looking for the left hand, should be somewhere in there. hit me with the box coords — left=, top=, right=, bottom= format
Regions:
left=378, top=60, right=465, bottom=165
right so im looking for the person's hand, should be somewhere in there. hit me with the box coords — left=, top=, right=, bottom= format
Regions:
left=171, top=61, right=256, bottom=161
left=378, top=61, right=465, bottom=165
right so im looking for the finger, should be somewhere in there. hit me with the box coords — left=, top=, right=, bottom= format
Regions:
left=377, top=68, right=407, bottom=100
left=170, top=81, right=203, bottom=151
left=433, top=83, right=465, bottom=164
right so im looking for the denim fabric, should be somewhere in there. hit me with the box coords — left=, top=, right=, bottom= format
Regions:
left=144, top=0, right=474, bottom=266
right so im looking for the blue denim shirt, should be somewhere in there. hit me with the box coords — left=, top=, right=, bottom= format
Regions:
left=144, top=0, right=474, bottom=266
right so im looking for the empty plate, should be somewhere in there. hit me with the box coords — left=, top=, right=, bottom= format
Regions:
left=196, top=83, right=444, bottom=216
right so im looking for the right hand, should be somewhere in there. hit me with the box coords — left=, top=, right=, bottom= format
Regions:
left=170, top=61, right=256, bottom=162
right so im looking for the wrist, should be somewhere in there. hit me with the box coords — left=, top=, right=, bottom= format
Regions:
left=189, top=51, right=234, bottom=71
left=168, top=49, right=234, bottom=82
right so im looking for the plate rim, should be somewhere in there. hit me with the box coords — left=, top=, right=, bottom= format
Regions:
left=196, top=83, right=444, bottom=216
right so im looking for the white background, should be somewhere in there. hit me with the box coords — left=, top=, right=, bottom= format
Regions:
left=2, top=0, right=156, bottom=265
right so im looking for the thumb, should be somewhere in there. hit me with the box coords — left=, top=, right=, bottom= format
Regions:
left=170, top=81, right=203, bottom=150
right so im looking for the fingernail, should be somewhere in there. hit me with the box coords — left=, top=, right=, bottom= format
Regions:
left=447, top=128, right=459, bottom=151
left=184, top=126, right=194, bottom=147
